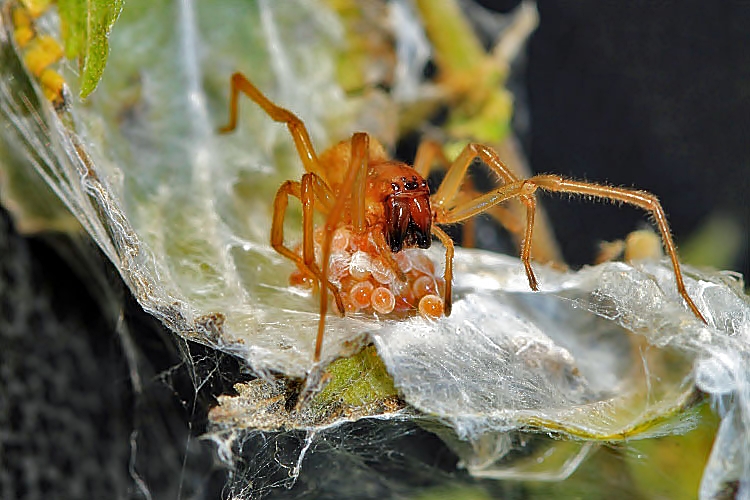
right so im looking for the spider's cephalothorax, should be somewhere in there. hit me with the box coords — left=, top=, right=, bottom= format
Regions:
left=383, top=171, right=432, bottom=253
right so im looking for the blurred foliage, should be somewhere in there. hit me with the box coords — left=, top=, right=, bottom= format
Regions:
left=681, top=213, right=744, bottom=272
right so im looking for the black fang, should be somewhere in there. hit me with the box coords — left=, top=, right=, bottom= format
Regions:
left=384, top=195, right=431, bottom=253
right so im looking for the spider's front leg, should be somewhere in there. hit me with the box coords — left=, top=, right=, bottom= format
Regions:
left=434, top=157, right=707, bottom=323
left=429, top=143, right=541, bottom=291
left=429, top=225, right=455, bottom=316
left=522, top=175, right=706, bottom=323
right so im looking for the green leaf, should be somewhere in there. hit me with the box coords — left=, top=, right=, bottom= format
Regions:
left=58, top=0, right=123, bottom=98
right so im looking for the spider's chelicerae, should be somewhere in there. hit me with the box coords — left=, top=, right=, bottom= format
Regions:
left=219, top=72, right=706, bottom=363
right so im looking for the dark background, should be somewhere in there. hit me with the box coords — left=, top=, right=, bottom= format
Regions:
left=507, top=0, right=749, bottom=275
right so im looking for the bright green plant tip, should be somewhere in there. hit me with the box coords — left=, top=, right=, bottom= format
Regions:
left=58, top=0, right=123, bottom=98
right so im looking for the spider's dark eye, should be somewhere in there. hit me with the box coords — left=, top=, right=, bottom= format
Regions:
left=391, top=182, right=401, bottom=192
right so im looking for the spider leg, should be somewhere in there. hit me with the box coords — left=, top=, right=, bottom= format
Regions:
left=432, top=143, right=518, bottom=205
left=439, top=174, right=706, bottom=323
left=271, top=176, right=345, bottom=315
left=314, top=132, right=371, bottom=362
left=300, top=173, right=345, bottom=315
left=413, top=139, right=450, bottom=178
left=430, top=225, right=455, bottom=316
left=527, top=175, right=705, bottom=323
left=430, top=143, right=540, bottom=290
left=270, top=180, right=303, bottom=265
left=218, top=72, right=326, bottom=179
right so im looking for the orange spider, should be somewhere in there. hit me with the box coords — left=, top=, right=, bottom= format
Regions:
left=219, top=72, right=706, bottom=363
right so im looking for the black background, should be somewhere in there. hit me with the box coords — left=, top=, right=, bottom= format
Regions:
left=504, top=0, right=749, bottom=275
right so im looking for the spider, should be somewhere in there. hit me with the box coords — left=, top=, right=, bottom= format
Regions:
left=219, top=72, right=706, bottom=363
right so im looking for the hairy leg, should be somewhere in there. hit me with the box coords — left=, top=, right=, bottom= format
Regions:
left=430, top=142, right=540, bottom=289
left=529, top=175, right=705, bottom=322
left=218, top=72, right=326, bottom=179
left=438, top=174, right=706, bottom=322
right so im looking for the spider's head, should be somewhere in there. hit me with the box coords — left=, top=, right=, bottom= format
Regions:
left=383, top=174, right=432, bottom=253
